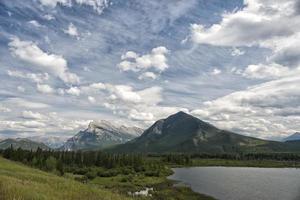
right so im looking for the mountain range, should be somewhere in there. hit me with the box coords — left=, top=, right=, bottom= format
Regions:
left=0, top=138, right=49, bottom=150
left=108, top=112, right=300, bottom=153
left=283, top=132, right=300, bottom=142
left=28, top=136, right=67, bottom=149
left=60, top=120, right=143, bottom=151
left=1, top=112, right=299, bottom=153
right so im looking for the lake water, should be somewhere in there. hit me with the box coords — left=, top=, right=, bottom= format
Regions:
left=168, top=167, right=300, bottom=200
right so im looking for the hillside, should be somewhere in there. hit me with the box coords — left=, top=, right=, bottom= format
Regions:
left=283, top=132, right=300, bottom=142
left=0, top=156, right=130, bottom=200
left=0, top=138, right=50, bottom=150
left=61, top=120, right=143, bottom=151
left=109, top=112, right=300, bottom=154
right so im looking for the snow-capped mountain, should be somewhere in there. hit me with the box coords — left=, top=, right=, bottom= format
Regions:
left=28, top=136, right=68, bottom=149
left=60, top=120, right=143, bottom=151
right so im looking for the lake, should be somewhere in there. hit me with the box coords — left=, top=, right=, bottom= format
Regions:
left=168, top=167, right=300, bottom=200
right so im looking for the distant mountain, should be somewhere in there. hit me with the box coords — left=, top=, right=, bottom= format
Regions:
left=60, top=120, right=143, bottom=151
left=108, top=112, right=300, bottom=154
left=283, top=132, right=300, bottom=142
left=28, top=136, right=67, bottom=149
left=0, top=138, right=50, bottom=150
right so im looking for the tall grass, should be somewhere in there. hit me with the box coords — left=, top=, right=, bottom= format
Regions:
left=0, top=157, right=130, bottom=200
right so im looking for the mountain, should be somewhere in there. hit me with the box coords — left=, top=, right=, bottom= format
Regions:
left=108, top=112, right=300, bottom=153
left=0, top=138, right=50, bottom=150
left=60, top=120, right=143, bottom=151
left=283, top=132, right=300, bottom=142
left=28, top=136, right=67, bottom=149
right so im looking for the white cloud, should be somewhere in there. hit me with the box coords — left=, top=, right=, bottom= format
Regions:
left=231, top=48, right=245, bottom=56
left=129, top=109, right=154, bottom=121
left=22, top=110, right=45, bottom=120
left=189, top=0, right=299, bottom=47
left=191, top=73, right=300, bottom=138
left=7, top=70, right=49, bottom=83
left=43, top=14, right=55, bottom=20
left=17, top=86, right=25, bottom=92
left=66, top=87, right=81, bottom=96
left=243, top=63, right=292, bottom=79
left=38, top=0, right=109, bottom=13
left=121, top=51, right=138, bottom=60
left=39, top=0, right=69, bottom=7
left=2, top=98, right=49, bottom=109
left=89, top=82, right=106, bottom=90
left=9, top=37, right=79, bottom=84
left=211, top=68, right=221, bottom=75
left=0, top=105, right=11, bottom=113
left=88, top=96, right=96, bottom=103
left=37, top=84, right=55, bottom=94
left=28, top=20, right=43, bottom=28
left=138, top=72, right=157, bottom=80
left=189, top=0, right=300, bottom=70
left=21, top=121, right=46, bottom=128
left=119, top=46, right=169, bottom=72
left=63, top=23, right=79, bottom=37
left=108, top=85, right=141, bottom=103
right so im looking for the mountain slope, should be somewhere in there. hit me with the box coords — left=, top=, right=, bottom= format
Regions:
left=61, top=120, right=143, bottom=151
left=283, top=132, right=300, bottom=142
left=0, top=156, right=130, bottom=200
left=109, top=112, right=299, bottom=153
left=28, top=136, right=67, bottom=149
left=0, top=138, right=49, bottom=150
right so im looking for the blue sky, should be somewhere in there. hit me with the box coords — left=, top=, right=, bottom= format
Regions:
left=0, top=0, right=300, bottom=140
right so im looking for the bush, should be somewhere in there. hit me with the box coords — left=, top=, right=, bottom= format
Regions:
left=85, top=170, right=97, bottom=179
left=121, top=167, right=134, bottom=175
left=144, top=170, right=160, bottom=177
left=97, top=169, right=118, bottom=177
left=73, top=168, right=89, bottom=175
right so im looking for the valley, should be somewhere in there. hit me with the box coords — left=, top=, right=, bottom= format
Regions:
left=1, top=112, right=300, bottom=200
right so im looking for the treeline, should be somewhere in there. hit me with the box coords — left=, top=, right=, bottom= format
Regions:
left=188, top=153, right=300, bottom=161
left=156, top=152, right=300, bottom=164
left=1, top=146, right=299, bottom=179
left=0, top=146, right=145, bottom=176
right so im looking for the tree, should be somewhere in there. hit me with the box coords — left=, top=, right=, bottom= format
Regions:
left=56, top=159, right=64, bottom=176
left=45, top=156, right=57, bottom=172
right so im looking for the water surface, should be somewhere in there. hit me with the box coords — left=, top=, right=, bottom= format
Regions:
left=168, top=167, right=300, bottom=200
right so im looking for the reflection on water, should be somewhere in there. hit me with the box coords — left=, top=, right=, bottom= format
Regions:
left=169, top=167, right=300, bottom=200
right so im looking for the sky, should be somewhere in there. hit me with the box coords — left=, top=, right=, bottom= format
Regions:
left=0, top=0, right=300, bottom=141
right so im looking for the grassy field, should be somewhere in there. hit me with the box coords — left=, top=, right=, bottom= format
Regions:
left=3, top=154, right=297, bottom=200
left=0, top=156, right=214, bottom=200
left=0, top=157, right=131, bottom=200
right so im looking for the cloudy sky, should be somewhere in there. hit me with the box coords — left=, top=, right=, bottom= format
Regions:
left=0, top=0, right=299, bottom=140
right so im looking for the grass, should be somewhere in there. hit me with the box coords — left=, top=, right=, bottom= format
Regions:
left=3, top=155, right=296, bottom=200
left=0, top=156, right=215, bottom=200
left=0, top=157, right=131, bottom=200
left=89, top=170, right=215, bottom=200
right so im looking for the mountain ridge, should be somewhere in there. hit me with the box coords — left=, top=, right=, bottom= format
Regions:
left=60, top=120, right=143, bottom=151
left=0, top=138, right=50, bottom=150
left=108, top=112, right=300, bottom=153
left=283, top=132, right=300, bottom=142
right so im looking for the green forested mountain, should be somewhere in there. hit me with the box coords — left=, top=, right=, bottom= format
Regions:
left=0, top=138, right=49, bottom=150
left=109, top=112, right=300, bottom=154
